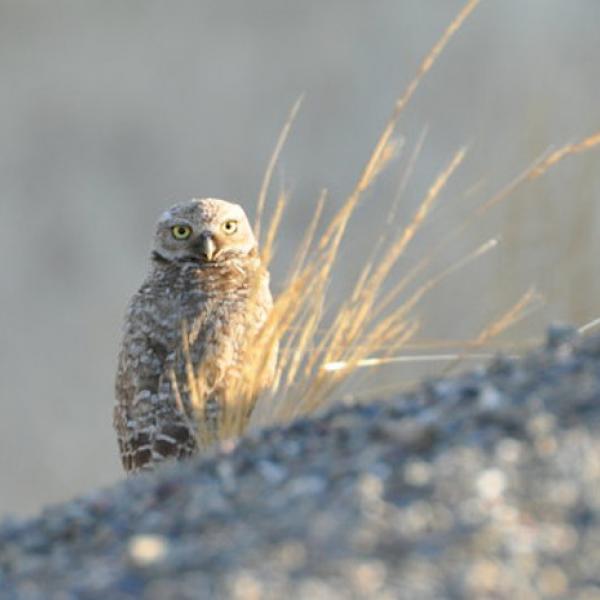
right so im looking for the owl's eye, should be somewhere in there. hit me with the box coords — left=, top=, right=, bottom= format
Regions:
left=222, top=220, right=238, bottom=235
left=171, top=225, right=192, bottom=240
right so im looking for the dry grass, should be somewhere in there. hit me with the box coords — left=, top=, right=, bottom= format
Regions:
left=179, top=0, right=600, bottom=449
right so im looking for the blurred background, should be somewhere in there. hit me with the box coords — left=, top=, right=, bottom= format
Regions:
left=1, top=0, right=599, bottom=516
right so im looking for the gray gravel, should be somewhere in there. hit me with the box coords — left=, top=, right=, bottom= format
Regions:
left=2, top=326, right=600, bottom=599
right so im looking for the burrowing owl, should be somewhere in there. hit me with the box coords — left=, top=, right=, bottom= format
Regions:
left=114, top=198, right=274, bottom=473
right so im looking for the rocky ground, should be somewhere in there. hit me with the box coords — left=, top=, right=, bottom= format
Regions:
left=1, top=327, right=600, bottom=599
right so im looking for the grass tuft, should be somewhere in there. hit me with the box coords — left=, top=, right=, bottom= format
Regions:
left=179, top=0, right=600, bottom=449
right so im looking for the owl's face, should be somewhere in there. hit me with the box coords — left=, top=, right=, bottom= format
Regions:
left=153, top=198, right=257, bottom=265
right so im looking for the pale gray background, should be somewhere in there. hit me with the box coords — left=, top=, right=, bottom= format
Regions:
left=1, top=1, right=599, bottom=516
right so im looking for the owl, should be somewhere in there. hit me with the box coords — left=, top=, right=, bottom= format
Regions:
left=114, top=198, right=274, bottom=473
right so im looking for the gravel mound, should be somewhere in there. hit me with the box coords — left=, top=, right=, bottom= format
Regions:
left=2, top=327, right=600, bottom=599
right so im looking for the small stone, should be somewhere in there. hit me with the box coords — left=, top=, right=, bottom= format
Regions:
left=286, top=476, right=327, bottom=498
left=375, top=420, right=436, bottom=451
left=527, top=413, right=556, bottom=436
left=476, top=469, right=506, bottom=500
left=404, top=460, right=432, bottom=487
left=127, top=534, right=168, bottom=567
left=357, top=474, right=384, bottom=502
left=478, top=385, right=503, bottom=411
left=257, top=460, right=287, bottom=484
left=495, top=438, right=522, bottom=463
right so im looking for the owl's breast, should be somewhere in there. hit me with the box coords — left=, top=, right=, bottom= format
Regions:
left=127, top=261, right=269, bottom=364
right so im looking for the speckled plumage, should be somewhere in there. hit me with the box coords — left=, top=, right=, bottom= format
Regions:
left=114, top=198, right=273, bottom=473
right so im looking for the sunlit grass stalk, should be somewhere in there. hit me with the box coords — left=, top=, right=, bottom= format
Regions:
left=254, top=96, right=304, bottom=245
left=439, top=287, right=544, bottom=375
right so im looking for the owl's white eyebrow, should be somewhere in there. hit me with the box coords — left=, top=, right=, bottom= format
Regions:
left=159, top=210, right=173, bottom=222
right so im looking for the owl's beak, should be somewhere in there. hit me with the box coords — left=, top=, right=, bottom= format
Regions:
left=198, top=233, right=217, bottom=261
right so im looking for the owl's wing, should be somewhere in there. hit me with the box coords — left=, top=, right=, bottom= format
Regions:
left=113, top=398, right=197, bottom=472
left=114, top=322, right=198, bottom=473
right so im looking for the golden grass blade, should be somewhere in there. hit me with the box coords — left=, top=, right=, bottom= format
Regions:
left=387, top=126, right=429, bottom=224
left=474, top=287, right=544, bottom=344
left=474, top=132, right=600, bottom=222
left=368, top=137, right=403, bottom=183
left=261, top=189, right=287, bottom=267
left=254, top=95, right=304, bottom=243
left=527, top=132, right=600, bottom=181
left=290, top=189, right=327, bottom=280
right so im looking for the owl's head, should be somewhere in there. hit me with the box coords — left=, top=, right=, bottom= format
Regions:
left=153, top=198, right=257, bottom=265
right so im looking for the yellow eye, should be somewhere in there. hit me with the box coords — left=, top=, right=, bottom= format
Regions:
left=171, top=225, right=192, bottom=240
left=222, top=220, right=238, bottom=235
